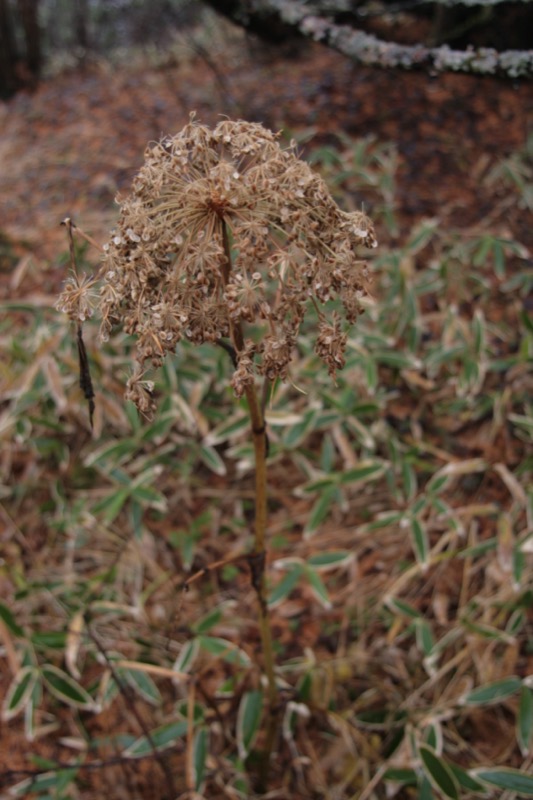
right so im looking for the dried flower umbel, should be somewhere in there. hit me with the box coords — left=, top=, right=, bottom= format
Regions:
left=68, top=116, right=376, bottom=410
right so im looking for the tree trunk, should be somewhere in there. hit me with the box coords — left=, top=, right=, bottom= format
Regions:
left=73, top=0, right=90, bottom=51
left=0, top=0, right=18, bottom=99
left=17, top=0, right=41, bottom=79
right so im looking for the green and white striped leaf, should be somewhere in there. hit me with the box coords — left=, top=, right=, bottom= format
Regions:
left=41, top=665, right=95, bottom=710
left=269, top=564, right=304, bottom=607
left=410, top=517, right=429, bottom=567
left=339, top=460, right=387, bottom=486
left=92, top=487, right=130, bottom=524
left=281, top=409, right=320, bottom=449
left=307, top=550, right=353, bottom=570
left=122, top=666, right=162, bottom=706
left=197, top=636, right=250, bottom=667
left=264, top=409, right=304, bottom=427
left=0, top=601, right=24, bottom=637
left=204, top=413, right=250, bottom=445
left=173, top=639, right=199, bottom=674
left=462, top=676, right=522, bottom=706
left=193, top=727, right=208, bottom=791
left=447, top=762, right=488, bottom=793
left=518, top=686, right=533, bottom=755
left=84, top=438, right=138, bottom=468
left=304, top=486, right=339, bottom=537
left=2, top=666, right=38, bottom=722
left=192, top=606, right=223, bottom=635
left=305, top=567, right=331, bottom=609
left=418, top=775, right=436, bottom=800
left=96, top=670, right=119, bottom=710
left=386, top=597, right=421, bottom=619
left=123, top=719, right=189, bottom=757
left=237, top=690, right=263, bottom=760
left=9, top=768, right=78, bottom=797
left=415, top=619, right=435, bottom=657
left=198, top=444, right=227, bottom=476
left=473, top=767, right=533, bottom=795
left=419, top=745, right=459, bottom=800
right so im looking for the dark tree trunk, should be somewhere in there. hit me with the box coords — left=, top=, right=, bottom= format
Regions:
left=73, top=0, right=90, bottom=51
left=0, top=0, right=19, bottom=99
left=17, top=0, right=41, bottom=79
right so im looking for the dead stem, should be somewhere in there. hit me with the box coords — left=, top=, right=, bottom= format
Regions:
left=221, top=224, right=279, bottom=786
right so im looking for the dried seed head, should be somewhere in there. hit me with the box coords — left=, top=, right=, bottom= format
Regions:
left=58, top=115, right=376, bottom=411
left=125, top=370, right=156, bottom=417
left=55, top=272, right=98, bottom=322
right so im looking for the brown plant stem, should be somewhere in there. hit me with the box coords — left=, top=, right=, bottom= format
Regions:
left=244, top=364, right=280, bottom=794
left=221, top=223, right=279, bottom=786
left=244, top=381, right=277, bottom=708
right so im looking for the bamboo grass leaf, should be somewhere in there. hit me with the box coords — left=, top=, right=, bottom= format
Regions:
left=122, top=666, right=162, bottom=705
left=123, top=720, right=188, bottom=757
left=193, top=727, right=208, bottom=790
left=473, top=767, right=533, bottom=795
left=419, top=745, right=459, bottom=800
left=197, top=636, right=250, bottom=666
left=518, top=686, right=533, bottom=755
left=269, top=564, right=304, bottom=607
left=237, top=690, right=263, bottom=760
left=2, top=666, right=38, bottom=722
left=41, top=665, right=95, bottom=710
left=0, top=601, right=24, bottom=637
left=410, top=517, right=429, bottom=567
left=305, top=566, right=331, bottom=608
left=462, top=676, right=522, bottom=706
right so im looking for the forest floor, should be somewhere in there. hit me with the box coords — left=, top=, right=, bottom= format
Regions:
left=0, top=19, right=532, bottom=800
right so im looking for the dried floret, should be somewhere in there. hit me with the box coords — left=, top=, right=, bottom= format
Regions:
left=55, top=272, right=99, bottom=323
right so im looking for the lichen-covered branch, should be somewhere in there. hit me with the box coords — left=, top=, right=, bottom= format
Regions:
left=205, top=0, right=533, bottom=78
left=303, top=14, right=533, bottom=77
left=275, top=0, right=532, bottom=9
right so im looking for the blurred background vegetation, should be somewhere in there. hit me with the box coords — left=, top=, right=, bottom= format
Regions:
left=1, top=0, right=205, bottom=98
left=2, top=0, right=532, bottom=99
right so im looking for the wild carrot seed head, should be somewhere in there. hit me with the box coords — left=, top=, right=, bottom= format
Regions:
left=58, top=115, right=376, bottom=412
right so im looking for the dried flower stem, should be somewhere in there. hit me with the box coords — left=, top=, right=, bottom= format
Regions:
left=246, top=381, right=280, bottom=789
left=220, top=224, right=278, bottom=788
left=246, top=385, right=276, bottom=702
left=221, top=225, right=277, bottom=711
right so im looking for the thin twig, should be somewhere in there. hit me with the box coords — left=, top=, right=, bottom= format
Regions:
left=61, top=216, right=105, bottom=253
left=183, top=552, right=250, bottom=589
left=85, top=619, right=177, bottom=799
left=0, top=748, right=183, bottom=791
left=62, top=217, right=79, bottom=278
left=185, top=680, right=196, bottom=792
left=187, top=37, right=239, bottom=113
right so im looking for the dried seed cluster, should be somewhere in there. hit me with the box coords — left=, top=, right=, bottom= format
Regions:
left=58, top=116, right=376, bottom=412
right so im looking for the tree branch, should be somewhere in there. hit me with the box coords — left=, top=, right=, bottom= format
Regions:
left=205, top=0, right=533, bottom=78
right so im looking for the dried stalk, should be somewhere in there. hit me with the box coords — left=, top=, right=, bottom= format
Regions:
left=220, top=224, right=278, bottom=781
